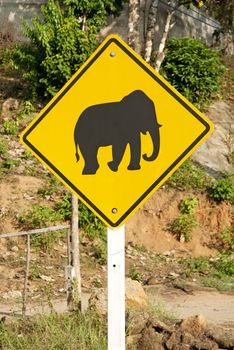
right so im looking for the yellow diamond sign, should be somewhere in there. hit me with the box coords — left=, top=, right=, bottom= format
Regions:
left=20, top=35, right=213, bottom=228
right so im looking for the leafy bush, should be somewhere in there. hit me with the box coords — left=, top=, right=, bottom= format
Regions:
left=162, top=38, right=225, bottom=107
left=179, top=196, right=198, bottom=215
left=214, top=254, right=234, bottom=277
left=210, top=177, right=234, bottom=202
left=56, top=193, right=105, bottom=239
left=169, top=214, right=197, bottom=242
left=10, top=0, right=122, bottom=97
left=79, top=201, right=105, bottom=240
left=1, top=119, right=18, bottom=135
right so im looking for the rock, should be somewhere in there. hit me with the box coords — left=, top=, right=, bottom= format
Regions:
left=146, top=276, right=160, bottom=285
left=126, top=309, right=149, bottom=335
left=125, top=278, right=148, bottom=308
left=193, top=101, right=234, bottom=174
left=138, top=326, right=165, bottom=350
left=10, top=246, right=19, bottom=252
left=39, top=275, right=54, bottom=282
left=2, top=290, right=22, bottom=299
left=180, top=314, right=207, bottom=336
left=1, top=98, right=20, bottom=120
left=169, top=272, right=180, bottom=278
left=126, top=334, right=141, bottom=347
left=206, top=323, right=234, bottom=348
left=166, top=331, right=218, bottom=350
left=151, top=318, right=173, bottom=334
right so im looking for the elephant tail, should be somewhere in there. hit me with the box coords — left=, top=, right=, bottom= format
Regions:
left=74, top=138, right=80, bottom=162
left=75, top=148, right=80, bottom=162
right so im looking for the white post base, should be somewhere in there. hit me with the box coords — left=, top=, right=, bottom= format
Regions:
left=107, top=225, right=125, bottom=350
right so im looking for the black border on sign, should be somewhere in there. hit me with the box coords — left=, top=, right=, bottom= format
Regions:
left=23, top=38, right=210, bottom=227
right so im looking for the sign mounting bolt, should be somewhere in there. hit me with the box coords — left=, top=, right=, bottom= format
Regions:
left=110, top=51, right=116, bottom=57
left=112, top=208, right=118, bottom=214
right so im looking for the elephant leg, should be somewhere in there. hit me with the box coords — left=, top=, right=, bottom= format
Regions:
left=108, top=142, right=126, bottom=172
left=81, top=146, right=99, bottom=175
left=128, top=135, right=141, bottom=170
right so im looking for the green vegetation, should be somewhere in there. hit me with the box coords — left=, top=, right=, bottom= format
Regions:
left=169, top=194, right=199, bottom=242
left=166, top=158, right=211, bottom=191
left=56, top=193, right=105, bottom=240
left=18, top=204, right=61, bottom=229
left=8, top=0, right=122, bottom=97
left=181, top=254, right=234, bottom=291
left=18, top=205, right=65, bottom=251
left=179, top=196, right=198, bottom=214
left=30, top=264, right=46, bottom=280
left=2, top=159, right=20, bottom=170
left=1, top=119, right=18, bottom=135
left=17, top=100, right=35, bottom=119
left=220, top=227, right=234, bottom=252
left=146, top=299, right=177, bottom=322
left=169, top=214, right=197, bottom=242
left=162, top=38, right=225, bottom=108
left=128, top=265, right=143, bottom=283
left=209, top=176, right=234, bottom=202
left=0, top=137, right=8, bottom=156
left=0, top=311, right=106, bottom=350
left=91, top=239, right=107, bottom=265
left=37, top=177, right=64, bottom=198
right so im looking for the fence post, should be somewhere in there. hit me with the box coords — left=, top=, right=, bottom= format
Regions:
left=67, top=193, right=82, bottom=311
left=22, top=234, right=30, bottom=317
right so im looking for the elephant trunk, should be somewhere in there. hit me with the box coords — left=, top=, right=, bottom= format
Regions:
left=143, top=124, right=161, bottom=162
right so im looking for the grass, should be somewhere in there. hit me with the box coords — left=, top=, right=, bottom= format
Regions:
left=0, top=311, right=107, bottom=350
left=180, top=254, right=234, bottom=291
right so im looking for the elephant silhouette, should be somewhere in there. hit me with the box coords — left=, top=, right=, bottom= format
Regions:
left=74, top=90, right=161, bottom=175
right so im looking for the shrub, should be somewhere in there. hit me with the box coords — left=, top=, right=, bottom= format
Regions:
left=162, top=38, right=225, bottom=107
left=56, top=193, right=105, bottom=239
left=214, top=254, right=234, bottom=276
left=10, top=0, right=122, bottom=97
left=1, top=119, right=18, bottom=135
left=210, top=177, right=234, bottom=202
left=179, top=196, right=198, bottom=214
left=169, top=214, right=197, bottom=242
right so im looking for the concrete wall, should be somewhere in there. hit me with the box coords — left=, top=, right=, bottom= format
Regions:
left=0, top=0, right=46, bottom=45
left=100, top=0, right=221, bottom=48
left=0, top=0, right=221, bottom=47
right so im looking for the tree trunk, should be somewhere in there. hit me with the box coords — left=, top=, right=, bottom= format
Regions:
left=155, top=2, right=175, bottom=72
left=144, top=0, right=159, bottom=63
left=128, top=0, right=141, bottom=54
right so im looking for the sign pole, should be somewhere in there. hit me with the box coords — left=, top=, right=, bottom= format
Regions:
left=107, top=225, right=125, bottom=350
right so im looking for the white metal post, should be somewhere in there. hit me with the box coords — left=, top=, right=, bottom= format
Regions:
left=108, top=225, right=125, bottom=350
